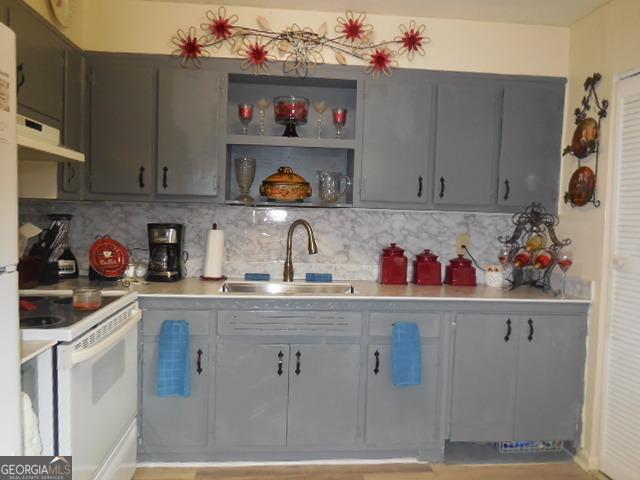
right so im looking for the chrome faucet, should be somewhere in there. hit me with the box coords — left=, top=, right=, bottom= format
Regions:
left=284, top=219, right=318, bottom=282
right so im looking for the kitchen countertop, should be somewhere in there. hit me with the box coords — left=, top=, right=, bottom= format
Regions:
left=21, top=340, right=56, bottom=365
left=23, top=277, right=591, bottom=303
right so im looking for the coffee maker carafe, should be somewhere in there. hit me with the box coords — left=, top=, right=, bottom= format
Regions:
left=147, top=223, right=185, bottom=282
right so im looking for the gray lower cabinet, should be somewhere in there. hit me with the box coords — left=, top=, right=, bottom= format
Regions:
left=157, top=68, right=221, bottom=196
left=450, top=313, right=586, bottom=442
left=214, top=344, right=289, bottom=446
left=365, top=344, right=439, bottom=447
left=88, top=59, right=154, bottom=195
left=141, top=340, right=210, bottom=448
left=359, top=74, right=433, bottom=207
left=433, top=81, right=500, bottom=207
left=287, top=344, right=360, bottom=446
left=497, top=83, right=564, bottom=210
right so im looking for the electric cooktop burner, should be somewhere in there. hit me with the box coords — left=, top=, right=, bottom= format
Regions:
left=19, top=295, right=121, bottom=330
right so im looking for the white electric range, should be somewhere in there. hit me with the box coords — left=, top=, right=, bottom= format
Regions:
left=21, top=291, right=140, bottom=480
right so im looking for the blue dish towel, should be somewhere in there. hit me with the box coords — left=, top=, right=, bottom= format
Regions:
left=392, top=322, right=422, bottom=387
left=157, top=320, right=191, bottom=397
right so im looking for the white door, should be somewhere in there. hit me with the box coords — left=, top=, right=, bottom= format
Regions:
left=601, top=73, right=640, bottom=480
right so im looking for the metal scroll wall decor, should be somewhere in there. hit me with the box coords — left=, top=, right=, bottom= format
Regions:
left=498, top=203, right=571, bottom=293
left=563, top=73, right=609, bottom=207
left=170, top=7, right=430, bottom=78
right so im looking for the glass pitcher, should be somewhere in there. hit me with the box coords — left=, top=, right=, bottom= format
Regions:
left=317, top=170, right=352, bottom=204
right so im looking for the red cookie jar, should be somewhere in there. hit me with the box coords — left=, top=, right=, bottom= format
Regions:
left=443, top=254, right=477, bottom=287
left=413, top=249, right=442, bottom=285
left=379, top=243, right=408, bottom=285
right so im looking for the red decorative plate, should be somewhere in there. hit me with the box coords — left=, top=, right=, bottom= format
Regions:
left=89, top=236, right=129, bottom=278
left=567, top=166, right=596, bottom=207
left=570, top=118, right=599, bottom=159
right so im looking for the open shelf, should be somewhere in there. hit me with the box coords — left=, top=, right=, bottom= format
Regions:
left=225, top=134, right=357, bottom=150
left=225, top=200, right=352, bottom=208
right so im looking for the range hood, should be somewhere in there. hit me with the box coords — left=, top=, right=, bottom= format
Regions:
left=17, top=115, right=84, bottom=163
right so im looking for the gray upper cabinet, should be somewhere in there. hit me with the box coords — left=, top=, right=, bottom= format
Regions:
left=141, top=341, right=210, bottom=448
left=497, top=83, right=565, bottom=210
left=62, top=47, right=84, bottom=152
left=10, top=1, right=65, bottom=123
left=215, top=343, right=289, bottom=447
left=88, top=59, right=154, bottom=195
left=433, top=81, right=500, bottom=207
left=365, top=344, right=439, bottom=447
left=287, top=344, right=360, bottom=446
left=514, top=315, right=586, bottom=440
left=360, top=74, right=434, bottom=207
left=157, top=68, right=221, bottom=196
left=450, top=314, right=519, bottom=442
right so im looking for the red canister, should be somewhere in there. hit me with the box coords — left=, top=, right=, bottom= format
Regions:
left=443, top=254, right=477, bottom=286
left=413, top=249, right=442, bottom=285
left=379, top=243, right=408, bottom=285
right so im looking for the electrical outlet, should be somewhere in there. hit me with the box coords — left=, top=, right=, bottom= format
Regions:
left=457, top=234, right=471, bottom=255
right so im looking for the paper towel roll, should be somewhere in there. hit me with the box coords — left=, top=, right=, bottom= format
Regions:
left=203, top=228, right=225, bottom=279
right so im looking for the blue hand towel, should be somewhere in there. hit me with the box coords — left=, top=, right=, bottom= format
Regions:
left=157, top=320, right=191, bottom=397
left=392, top=322, right=422, bottom=387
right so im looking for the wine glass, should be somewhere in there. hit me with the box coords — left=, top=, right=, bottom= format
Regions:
left=238, top=103, right=254, bottom=134
left=256, top=98, right=270, bottom=136
left=556, top=250, right=573, bottom=298
left=313, top=100, right=327, bottom=138
left=234, top=156, right=256, bottom=203
left=332, top=107, right=347, bottom=139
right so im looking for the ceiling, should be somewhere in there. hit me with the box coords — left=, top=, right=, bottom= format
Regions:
left=150, top=0, right=612, bottom=26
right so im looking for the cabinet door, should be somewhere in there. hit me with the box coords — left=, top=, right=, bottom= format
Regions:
left=434, top=82, right=500, bottom=207
left=288, top=344, right=360, bottom=446
left=62, top=48, right=84, bottom=152
left=141, top=341, right=210, bottom=448
left=360, top=75, right=433, bottom=206
left=515, top=315, right=586, bottom=440
left=215, top=344, right=289, bottom=446
left=365, top=344, right=439, bottom=446
left=88, top=60, right=154, bottom=195
left=11, top=2, right=65, bottom=122
left=450, top=314, right=519, bottom=441
left=157, top=68, right=220, bottom=196
left=498, top=83, right=564, bottom=210
left=59, top=161, right=83, bottom=195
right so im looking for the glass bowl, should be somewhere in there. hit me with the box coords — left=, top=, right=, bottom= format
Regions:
left=73, top=288, right=102, bottom=311
left=273, top=96, right=309, bottom=137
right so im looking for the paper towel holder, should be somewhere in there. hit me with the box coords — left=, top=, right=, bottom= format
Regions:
left=201, top=223, right=227, bottom=281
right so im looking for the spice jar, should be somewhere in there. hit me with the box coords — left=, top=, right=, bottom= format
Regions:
left=413, top=249, right=442, bottom=285
left=379, top=243, right=408, bottom=285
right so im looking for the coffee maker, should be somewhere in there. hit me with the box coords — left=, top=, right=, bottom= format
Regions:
left=147, top=223, right=185, bottom=282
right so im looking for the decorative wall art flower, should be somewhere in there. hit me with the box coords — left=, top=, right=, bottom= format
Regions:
left=170, top=7, right=431, bottom=78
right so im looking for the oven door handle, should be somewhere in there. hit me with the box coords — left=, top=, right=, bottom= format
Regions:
left=71, top=308, right=142, bottom=366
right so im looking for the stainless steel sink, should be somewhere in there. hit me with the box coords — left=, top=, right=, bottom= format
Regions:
left=221, top=281, right=355, bottom=295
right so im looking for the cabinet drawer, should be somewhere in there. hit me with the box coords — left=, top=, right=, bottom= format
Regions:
left=218, top=311, right=362, bottom=336
left=368, top=312, right=441, bottom=338
left=142, top=309, right=211, bottom=336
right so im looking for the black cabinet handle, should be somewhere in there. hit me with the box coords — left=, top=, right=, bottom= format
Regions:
left=138, top=166, right=145, bottom=189
left=439, top=176, right=445, bottom=198
left=527, top=318, right=534, bottom=342
left=295, top=350, right=301, bottom=376
left=66, top=162, right=76, bottom=185
left=504, top=318, right=512, bottom=342
left=277, top=350, right=284, bottom=376
left=417, top=176, right=423, bottom=198
left=196, top=348, right=203, bottom=375
left=162, top=166, right=168, bottom=189
left=503, top=179, right=510, bottom=201
left=374, top=350, right=380, bottom=375
left=17, top=63, right=25, bottom=93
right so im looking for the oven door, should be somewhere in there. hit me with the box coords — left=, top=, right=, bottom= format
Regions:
left=57, top=304, right=141, bottom=480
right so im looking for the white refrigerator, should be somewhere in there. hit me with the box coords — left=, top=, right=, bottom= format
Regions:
left=0, top=22, right=22, bottom=456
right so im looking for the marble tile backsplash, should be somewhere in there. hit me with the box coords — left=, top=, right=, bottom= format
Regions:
left=20, top=201, right=518, bottom=283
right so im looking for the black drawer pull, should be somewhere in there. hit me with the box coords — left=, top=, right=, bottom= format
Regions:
left=196, top=349, right=203, bottom=375
left=138, top=166, right=145, bottom=189
left=504, top=318, right=512, bottom=342
left=417, top=176, right=423, bottom=198
left=374, top=350, right=380, bottom=375
left=439, top=176, right=445, bottom=198
left=504, top=179, right=511, bottom=201
left=162, top=166, right=168, bottom=189
left=527, top=318, right=534, bottom=342
left=295, top=350, right=301, bottom=376
left=67, top=162, right=76, bottom=184
left=277, top=350, right=284, bottom=376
